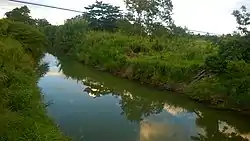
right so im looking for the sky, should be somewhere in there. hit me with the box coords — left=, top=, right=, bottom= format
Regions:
left=0, top=0, right=250, bottom=35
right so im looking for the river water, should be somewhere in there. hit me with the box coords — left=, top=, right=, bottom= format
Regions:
left=38, top=54, right=250, bottom=141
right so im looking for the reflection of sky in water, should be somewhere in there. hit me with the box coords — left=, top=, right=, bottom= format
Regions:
left=41, top=53, right=62, bottom=76
left=39, top=73, right=201, bottom=141
left=140, top=106, right=203, bottom=141
left=219, top=121, right=250, bottom=140
left=38, top=54, right=250, bottom=141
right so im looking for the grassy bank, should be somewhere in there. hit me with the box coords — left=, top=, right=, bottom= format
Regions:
left=0, top=20, right=69, bottom=140
left=76, top=31, right=215, bottom=85
left=51, top=21, right=250, bottom=113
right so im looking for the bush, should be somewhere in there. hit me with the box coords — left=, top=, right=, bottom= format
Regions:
left=205, top=55, right=228, bottom=73
left=186, top=61, right=250, bottom=111
left=0, top=19, right=47, bottom=61
left=54, top=19, right=88, bottom=55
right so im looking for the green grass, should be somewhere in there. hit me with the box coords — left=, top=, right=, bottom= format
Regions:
left=0, top=19, right=69, bottom=140
left=51, top=22, right=250, bottom=113
left=73, top=31, right=214, bottom=85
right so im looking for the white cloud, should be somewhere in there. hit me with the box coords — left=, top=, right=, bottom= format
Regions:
left=1, top=0, right=250, bottom=34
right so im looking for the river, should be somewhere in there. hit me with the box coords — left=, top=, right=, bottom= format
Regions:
left=38, top=54, right=250, bottom=141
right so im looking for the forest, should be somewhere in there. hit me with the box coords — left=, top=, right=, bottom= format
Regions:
left=0, top=0, right=250, bottom=140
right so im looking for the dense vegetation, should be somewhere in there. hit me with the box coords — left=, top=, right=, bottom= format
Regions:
left=42, top=1, right=250, bottom=113
left=1, top=0, right=250, bottom=140
left=1, top=3, right=250, bottom=140
left=0, top=11, right=69, bottom=141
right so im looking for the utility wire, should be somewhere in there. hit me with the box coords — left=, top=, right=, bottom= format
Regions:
left=7, top=0, right=219, bottom=35
left=188, top=29, right=218, bottom=35
left=8, top=0, right=84, bottom=13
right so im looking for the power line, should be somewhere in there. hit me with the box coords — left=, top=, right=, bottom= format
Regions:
left=7, top=0, right=220, bottom=35
left=8, top=0, right=84, bottom=13
left=188, top=29, right=219, bottom=35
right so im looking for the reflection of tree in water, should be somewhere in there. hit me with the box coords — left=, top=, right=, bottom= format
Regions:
left=79, top=77, right=165, bottom=122
left=79, top=78, right=250, bottom=140
left=119, top=90, right=165, bottom=122
left=82, top=77, right=113, bottom=98
left=58, top=57, right=166, bottom=121
left=57, top=58, right=250, bottom=141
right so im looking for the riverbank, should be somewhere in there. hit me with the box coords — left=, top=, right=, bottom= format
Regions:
left=51, top=28, right=250, bottom=114
left=0, top=20, right=69, bottom=140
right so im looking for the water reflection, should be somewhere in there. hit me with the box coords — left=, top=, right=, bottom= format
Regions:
left=72, top=73, right=165, bottom=122
left=39, top=54, right=250, bottom=141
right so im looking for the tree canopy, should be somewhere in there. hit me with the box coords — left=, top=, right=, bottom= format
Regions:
left=5, top=6, right=35, bottom=25
left=84, top=1, right=122, bottom=31
left=232, top=5, right=250, bottom=35
left=124, top=0, right=173, bottom=26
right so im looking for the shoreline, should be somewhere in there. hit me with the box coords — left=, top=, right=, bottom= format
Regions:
left=83, top=63, right=250, bottom=115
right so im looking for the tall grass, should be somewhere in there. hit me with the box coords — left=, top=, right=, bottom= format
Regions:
left=51, top=19, right=250, bottom=113
left=75, top=31, right=215, bottom=85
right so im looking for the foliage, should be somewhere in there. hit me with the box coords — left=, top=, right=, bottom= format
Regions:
left=84, top=1, right=122, bottom=31
left=117, top=18, right=147, bottom=36
left=124, top=0, right=173, bottom=26
left=35, top=18, right=51, bottom=27
left=5, top=6, right=35, bottom=25
left=65, top=31, right=214, bottom=88
left=54, top=18, right=88, bottom=55
left=191, top=5, right=250, bottom=111
left=49, top=4, right=250, bottom=113
left=232, top=5, right=250, bottom=35
left=186, top=61, right=250, bottom=111
left=5, top=6, right=51, bottom=28
left=43, top=25, right=58, bottom=52
left=218, top=35, right=250, bottom=62
left=0, top=19, right=47, bottom=61
left=123, top=0, right=175, bottom=35
left=0, top=19, right=69, bottom=140
left=5, top=1, right=248, bottom=116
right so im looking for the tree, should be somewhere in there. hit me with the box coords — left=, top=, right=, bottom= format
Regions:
left=54, top=18, right=88, bottom=54
left=84, top=1, right=122, bottom=31
left=231, top=6, right=250, bottom=62
left=149, top=22, right=170, bottom=37
left=205, top=5, right=250, bottom=73
left=117, top=16, right=146, bottom=36
left=5, top=6, right=35, bottom=25
left=232, top=5, right=250, bottom=35
left=169, top=25, right=188, bottom=35
left=35, top=18, right=50, bottom=27
left=124, top=0, right=173, bottom=26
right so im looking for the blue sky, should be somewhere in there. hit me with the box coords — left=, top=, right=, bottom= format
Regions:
left=1, top=0, right=249, bottom=34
